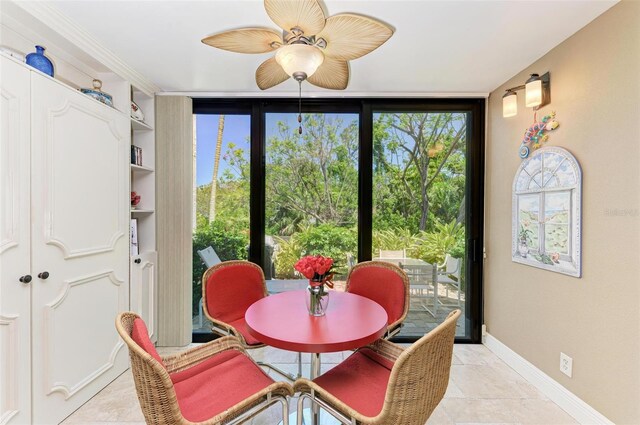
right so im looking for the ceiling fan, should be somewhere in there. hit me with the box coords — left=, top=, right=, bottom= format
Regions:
left=201, top=0, right=395, bottom=91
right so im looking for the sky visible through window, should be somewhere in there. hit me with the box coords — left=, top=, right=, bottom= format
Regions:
left=195, top=114, right=249, bottom=186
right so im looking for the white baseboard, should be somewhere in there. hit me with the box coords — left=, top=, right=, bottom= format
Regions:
left=484, top=333, right=614, bottom=425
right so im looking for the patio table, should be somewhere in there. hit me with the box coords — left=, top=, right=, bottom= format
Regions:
left=245, top=290, right=388, bottom=425
left=374, top=257, right=439, bottom=316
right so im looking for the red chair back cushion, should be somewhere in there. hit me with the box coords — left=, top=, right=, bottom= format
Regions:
left=348, top=265, right=405, bottom=325
left=205, top=263, right=266, bottom=323
left=170, top=350, right=240, bottom=384
left=131, top=318, right=164, bottom=367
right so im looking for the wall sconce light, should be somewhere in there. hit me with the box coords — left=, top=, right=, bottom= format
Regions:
left=502, top=72, right=550, bottom=117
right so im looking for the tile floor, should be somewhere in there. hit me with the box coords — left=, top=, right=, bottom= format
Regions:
left=61, top=344, right=578, bottom=425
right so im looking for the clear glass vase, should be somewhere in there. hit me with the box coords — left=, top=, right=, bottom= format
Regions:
left=306, top=283, right=330, bottom=316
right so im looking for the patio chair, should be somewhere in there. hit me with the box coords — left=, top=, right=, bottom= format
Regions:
left=293, top=309, right=461, bottom=425
left=437, top=255, right=462, bottom=307
left=197, top=246, right=222, bottom=268
left=202, top=260, right=302, bottom=381
left=378, top=249, right=406, bottom=259
left=401, top=262, right=438, bottom=317
left=196, top=246, right=222, bottom=329
left=346, top=252, right=356, bottom=269
left=345, top=261, right=409, bottom=339
left=116, top=311, right=293, bottom=424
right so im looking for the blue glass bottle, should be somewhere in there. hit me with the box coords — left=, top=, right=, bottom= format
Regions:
left=26, top=45, right=54, bottom=77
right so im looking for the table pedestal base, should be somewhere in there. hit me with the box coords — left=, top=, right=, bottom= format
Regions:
left=278, top=408, right=341, bottom=425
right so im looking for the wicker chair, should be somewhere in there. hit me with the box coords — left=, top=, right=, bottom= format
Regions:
left=345, top=261, right=410, bottom=339
left=202, top=260, right=301, bottom=380
left=293, top=309, right=461, bottom=425
left=116, top=312, right=293, bottom=424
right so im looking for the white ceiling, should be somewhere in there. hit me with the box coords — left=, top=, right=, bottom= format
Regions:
left=50, top=0, right=616, bottom=95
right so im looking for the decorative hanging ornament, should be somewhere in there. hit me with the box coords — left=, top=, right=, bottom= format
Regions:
left=517, top=111, right=559, bottom=159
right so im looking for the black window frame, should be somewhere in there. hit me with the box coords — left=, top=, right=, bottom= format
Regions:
left=192, top=97, right=485, bottom=343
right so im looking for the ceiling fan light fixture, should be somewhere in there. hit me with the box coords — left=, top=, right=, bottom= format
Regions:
left=275, top=44, right=325, bottom=81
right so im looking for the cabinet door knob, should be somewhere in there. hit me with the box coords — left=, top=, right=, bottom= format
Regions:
left=134, top=258, right=141, bottom=264
left=38, top=271, right=50, bottom=280
left=19, top=275, right=32, bottom=284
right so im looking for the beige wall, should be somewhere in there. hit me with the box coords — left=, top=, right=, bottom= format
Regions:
left=485, top=2, right=640, bottom=423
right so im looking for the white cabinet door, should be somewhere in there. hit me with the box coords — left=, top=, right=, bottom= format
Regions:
left=0, top=56, right=31, bottom=425
left=130, top=251, right=158, bottom=342
left=30, top=72, right=130, bottom=424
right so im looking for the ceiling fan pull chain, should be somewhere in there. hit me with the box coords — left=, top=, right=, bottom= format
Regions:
left=298, top=80, right=303, bottom=134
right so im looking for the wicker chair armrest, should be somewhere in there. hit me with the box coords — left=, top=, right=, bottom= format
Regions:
left=203, top=380, right=294, bottom=425
left=294, top=378, right=377, bottom=424
left=162, top=335, right=246, bottom=374
left=363, top=338, right=405, bottom=362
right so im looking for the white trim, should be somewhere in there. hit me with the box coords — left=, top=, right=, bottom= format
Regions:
left=484, top=333, right=614, bottom=425
left=159, top=91, right=490, bottom=98
left=12, top=1, right=161, bottom=96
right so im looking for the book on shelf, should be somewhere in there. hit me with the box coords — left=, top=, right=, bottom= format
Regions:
left=131, top=145, right=143, bottom=166
left=130, top=218, right=139, bottom=256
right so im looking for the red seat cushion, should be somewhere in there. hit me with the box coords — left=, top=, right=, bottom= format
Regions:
left=313, top=348, right=393, bottom=417
left=173, top=351, right=274, bottom=422
left=131, top=318, right=164, bottom=367
left=205, top=263, right=266, bottom=323
left=348, top=266, right=406, bottom=326
left=228, top=317, right=262, bottom=346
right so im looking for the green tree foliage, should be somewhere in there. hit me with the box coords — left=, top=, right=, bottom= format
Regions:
left=194, top=111, right=467, bottom=285
left=415, top=219, right=465, bottom=265
left=372, top=112, right=466, bottom=232
left=265, top=114, right=359, bottom=235
left=272, top=236, right=304, bottom=279
left=195, top=138, right=251, bottom=230
left=372, top=228, right=419, bottom=254
left=191, top=220, right=248, bottom=311
left=273, top=224, right=357, bottom=279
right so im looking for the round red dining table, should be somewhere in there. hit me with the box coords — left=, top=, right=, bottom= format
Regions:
left=245, top=289, right=388, bottom=354
left=246, top=290, right=387, bottom=425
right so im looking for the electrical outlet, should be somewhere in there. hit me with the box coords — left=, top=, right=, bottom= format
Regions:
left=560, top=352, right=573, bottom=377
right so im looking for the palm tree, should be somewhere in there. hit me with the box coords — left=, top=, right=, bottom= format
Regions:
left=209, top=115, right=225, bottom=223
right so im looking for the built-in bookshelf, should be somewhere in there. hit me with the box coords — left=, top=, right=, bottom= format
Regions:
left=130, top=87, right=156, bottom=255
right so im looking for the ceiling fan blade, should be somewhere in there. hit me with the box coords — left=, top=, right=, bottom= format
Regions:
left=317, top=13, right=394, bottom=61
left=256, top=57, right=290, bottom=90
left=202, top=27, right=281, bottom=54
left=264, top=0, right=326, bottom=36
left=307, top=58, right=349, bottom=90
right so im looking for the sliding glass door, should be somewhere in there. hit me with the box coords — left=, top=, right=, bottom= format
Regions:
left=371, top=111, right=468, bottom=338
left=192, top=113, right=250, bottom=337
left=192, top=99, right=484, bottom=342
left=264, top=112, right=359, bottom=293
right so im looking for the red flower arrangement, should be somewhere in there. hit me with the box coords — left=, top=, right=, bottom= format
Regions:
left=130, top=191, right=141, bottom=207
left=294, top=255, right=335, bottom=288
